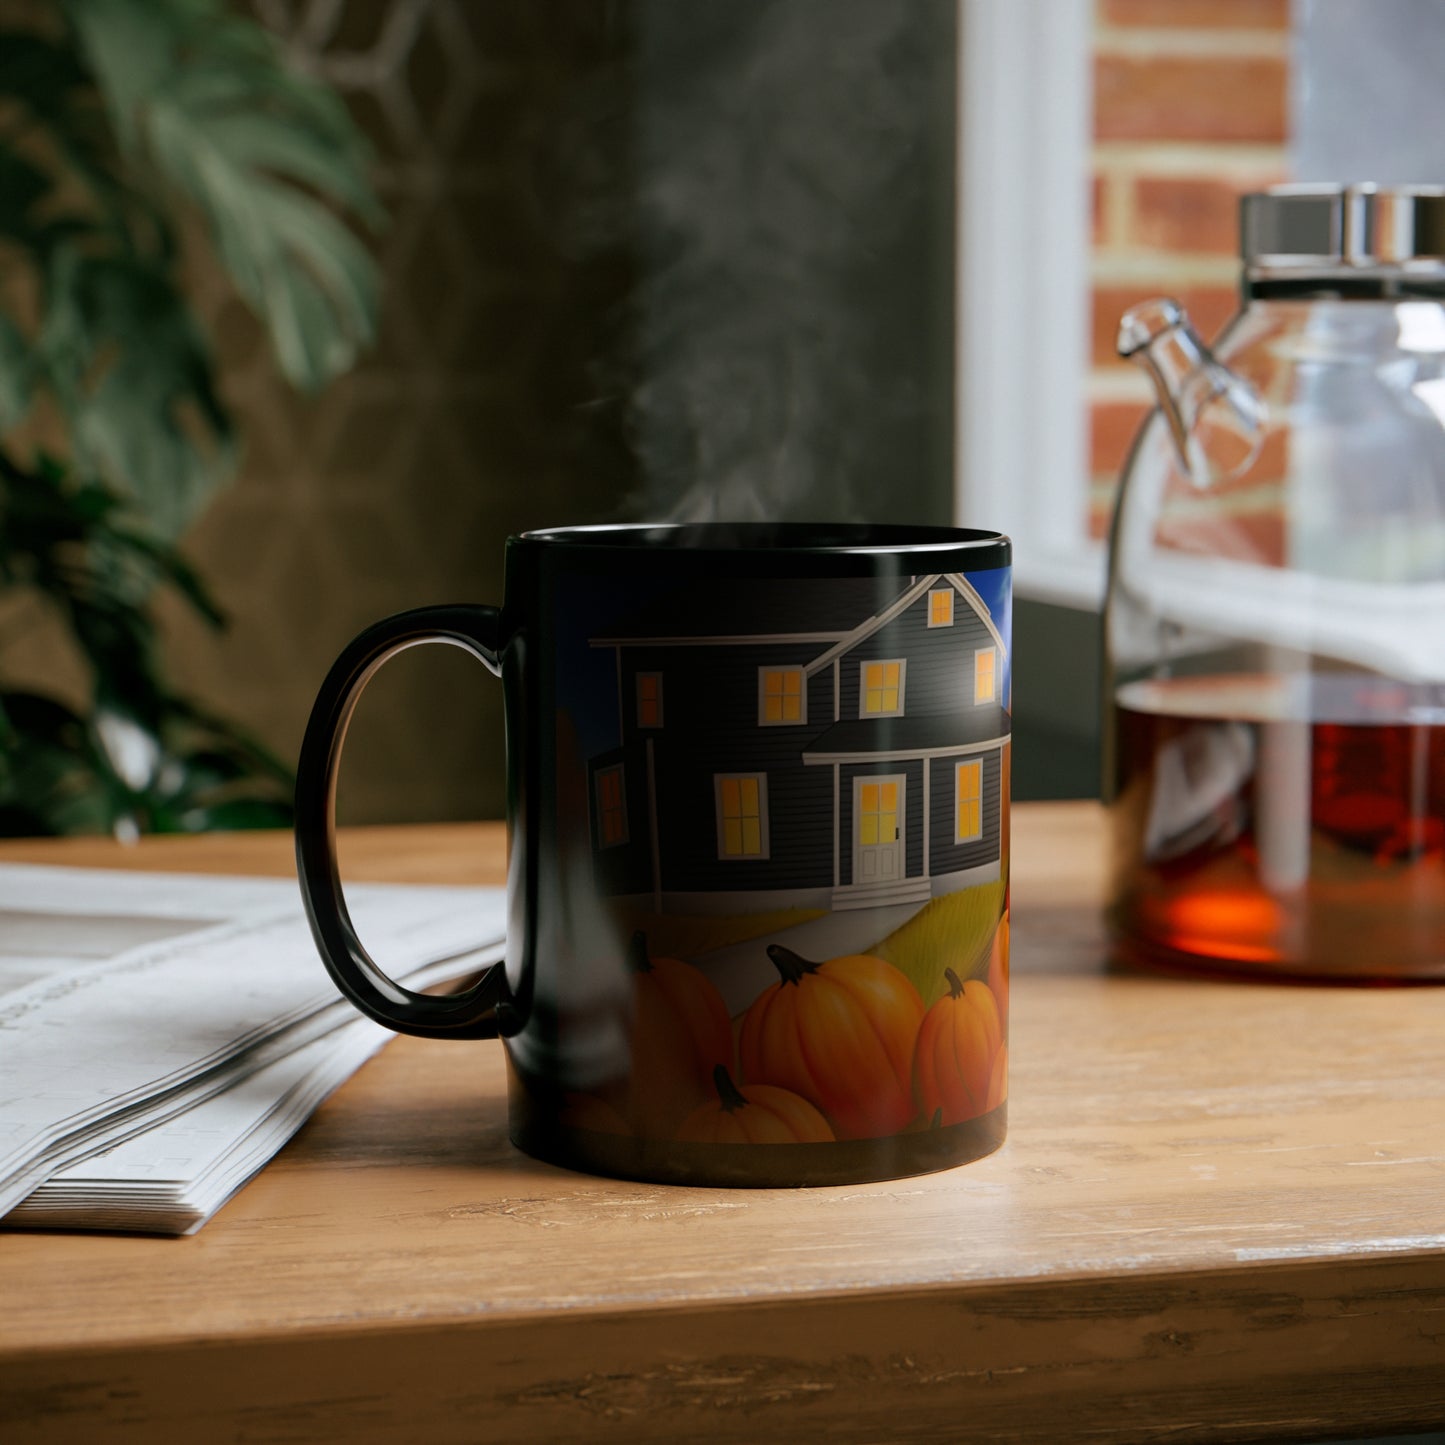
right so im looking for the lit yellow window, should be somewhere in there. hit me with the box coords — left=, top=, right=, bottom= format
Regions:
left=717, top=774, right=767, bottom=858
left=637, top=672, right=663, bottom=728
left=861, top=660, right=904, bottom=716
left=956, top=760, right=982, bottom=843
left=974, top=648, right=997, bottom=704
left=596, top=764, right=628, bottom=847
left=928, top=589, right=954, bottom=627
left=858, top=780, right=899, bottom=847
left=759, top=667, right=805, bottom=724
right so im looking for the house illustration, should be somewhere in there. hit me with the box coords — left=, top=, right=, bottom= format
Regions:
left=585, top=572, right=1009, bottom=913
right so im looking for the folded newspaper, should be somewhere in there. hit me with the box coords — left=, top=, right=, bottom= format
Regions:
left=0, top=863, right=505, bottom=1235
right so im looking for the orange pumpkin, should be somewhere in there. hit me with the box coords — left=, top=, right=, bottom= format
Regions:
left=675, top=1065, right=835, bottom=1144
left=985, top=911, right=1010, bottom=1028
left=625, top=931, right=734, bottom=1138
left=912, top=968, right=1003, bottom=1125
left=739, top=943, right=925, bottom=1139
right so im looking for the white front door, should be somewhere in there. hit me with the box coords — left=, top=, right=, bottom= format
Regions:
left=853, top=774, right=906, bottom=885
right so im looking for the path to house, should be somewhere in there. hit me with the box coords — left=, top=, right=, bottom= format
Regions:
left=694, top=902, right=924, bottom=1016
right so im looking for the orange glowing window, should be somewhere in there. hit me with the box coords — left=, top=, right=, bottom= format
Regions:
left=956, top=760, right=982, bottom=843
left=928, top=589, right=954, bottom=627
left=716, top=773, right=767, bottom=858
left=974, top=648, right=997, bottom=704
left=861, top=660, right=904, bottom=716
left=858, top=779, right=899, bottom=847
left=596, top=764, right=628, bottom=847
left=637, top=672, right=663, bottom=728
left=759, top=667, right=805, bottom=725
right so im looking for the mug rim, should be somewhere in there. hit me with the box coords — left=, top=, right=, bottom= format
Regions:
left=514, top=522, right=1010, bottom=558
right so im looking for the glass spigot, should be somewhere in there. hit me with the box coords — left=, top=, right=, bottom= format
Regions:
left=1118, top=297, right=1267, bottom=487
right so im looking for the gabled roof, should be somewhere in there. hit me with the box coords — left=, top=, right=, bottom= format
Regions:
left=589, top=570, right=1008, bottom=665
left=802, top=573, right=1007, bottom=676
left=946, top=573, right=1008, bottom=655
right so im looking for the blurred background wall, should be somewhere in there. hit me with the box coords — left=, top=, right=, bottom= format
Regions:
left=27, top=0, right=1432, bottom=826
left=154, top=0, right=959, bottom=825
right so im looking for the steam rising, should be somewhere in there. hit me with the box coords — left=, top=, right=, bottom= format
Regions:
left=588, top=1, right=952, bottom=524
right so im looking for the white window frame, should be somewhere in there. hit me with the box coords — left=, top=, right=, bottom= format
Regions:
left=955, top=758, right=984, bottom=844
left=927, top=587, right=955, bottom=628
left=757, top=665, right=808, bottom=726
left=714, top=772, right=770, bottom=861
left=636, top=671, right=664, bottom=728
left=595, top=763, right=628, bottom=849
left=858, top=658, right=907, bottom=719
left=956, top=0, right=1102, bottom=610
left=973, top=646, right=997, bottom=704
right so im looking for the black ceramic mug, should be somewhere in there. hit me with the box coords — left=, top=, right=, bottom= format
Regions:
left=296, top=523, right=1012, bottom=1186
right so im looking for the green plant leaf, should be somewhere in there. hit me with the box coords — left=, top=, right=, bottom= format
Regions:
left=106, top=525, right=225, bottom=627
left=0, top=315, right=32, bottom=429
left=162, top=695, right=295, bottom=786
left=0, top=31, right=91, bottom=132
left=66, top=0, right=382, bottom=392
left=0, top=451, right=222, bottom=734
left=0, top=28, right=148, bottom=249
left=37, top=247, right=235, bottom=535
left=0, top=150, right=52, bottom=243
left=172, top=797, right=292, bottom=832
left=55, top=1, right=175, bottom=154
left=0, top=1, right=358, bottom=838
left=0, top=689, right=117, bottom=836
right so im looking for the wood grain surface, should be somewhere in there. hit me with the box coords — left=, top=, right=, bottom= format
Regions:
left=2, top=804, right=1443, bottom=1444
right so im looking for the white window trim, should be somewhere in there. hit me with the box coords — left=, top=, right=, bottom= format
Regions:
left=636, top=671, right=664, bottom=728
left=714, top=772, right=770, bottom=861
left=595, top=763, right=628, bottom=849
left=955, top=758, right=984, bottom=844
left=858, top=658, right=907, bottom=719
left=955, top=0, right=1103, bottom=611
left=973, top=646, right=998, bottom=705
left=757, top=665, right=808, bottom=727
left=926, top=587, right=955, bottom=628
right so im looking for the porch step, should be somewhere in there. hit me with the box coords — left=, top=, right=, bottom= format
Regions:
left=831, top=877, right=932, bottom=911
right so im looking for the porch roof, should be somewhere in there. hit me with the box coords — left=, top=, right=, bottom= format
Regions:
left=801, top=708, right=1009, bottom=763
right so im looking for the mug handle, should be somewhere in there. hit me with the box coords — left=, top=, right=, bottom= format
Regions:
left=295, top=604, right=509, bottom=1040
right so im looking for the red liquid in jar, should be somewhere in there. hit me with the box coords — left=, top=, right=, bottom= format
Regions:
left=1109, top=674, right=1445, bottom=980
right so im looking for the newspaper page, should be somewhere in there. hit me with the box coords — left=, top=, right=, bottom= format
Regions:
left=0, top=865, right=506, bottom=1229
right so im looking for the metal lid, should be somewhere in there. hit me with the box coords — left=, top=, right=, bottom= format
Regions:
left=1241, top=184, right=1445, bottom=272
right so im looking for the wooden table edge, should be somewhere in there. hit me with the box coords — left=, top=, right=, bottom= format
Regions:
left=5, top=1250, right=1444, bottom=1442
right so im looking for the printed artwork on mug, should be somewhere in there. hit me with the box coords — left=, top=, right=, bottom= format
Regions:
left=546, top=568, right=1011, bottom=1153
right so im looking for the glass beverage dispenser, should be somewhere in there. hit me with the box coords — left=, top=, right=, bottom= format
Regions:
left=1106, top=185, right=1445, bottom=980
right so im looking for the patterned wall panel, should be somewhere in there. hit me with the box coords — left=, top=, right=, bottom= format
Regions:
left=160, top=0, right=637, bottom=825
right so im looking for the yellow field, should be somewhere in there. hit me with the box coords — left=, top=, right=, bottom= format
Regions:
left=869, top=879, right=1006, bottom=1005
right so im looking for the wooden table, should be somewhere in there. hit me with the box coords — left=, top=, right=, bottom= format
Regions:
left=2, top=803, right=1443, bottom=1444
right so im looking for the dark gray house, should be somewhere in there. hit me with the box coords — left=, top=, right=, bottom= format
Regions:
left=586, top=573, right=1009, bottom=914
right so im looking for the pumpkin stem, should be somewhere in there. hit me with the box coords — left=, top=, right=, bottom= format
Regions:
left=944, top=967, right=965, bottom=999
left=629, top=930, right=653, bottom=974
left=713, top=1064, right=748, bottom=1113
left=766, top=943, right=820, bottom=986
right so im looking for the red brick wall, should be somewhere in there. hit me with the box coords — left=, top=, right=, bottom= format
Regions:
left=1087, top=0, right=1290, bottom=538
